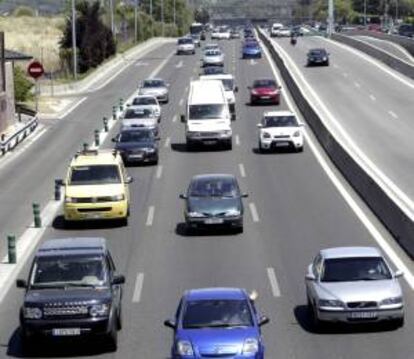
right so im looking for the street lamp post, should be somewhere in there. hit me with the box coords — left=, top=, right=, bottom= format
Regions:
left=173, top=0, right=176, bottom=26
left=327, top=0, right=334, bottom=36
left=71, top=0, right=77, bottom=80
left=109, top=0, right=115, bottom=35
left=161, top=0, right=165, bottom=36
left=364, top=0, right=367, bottom=26
left=134, top=0, right=138, bottom=43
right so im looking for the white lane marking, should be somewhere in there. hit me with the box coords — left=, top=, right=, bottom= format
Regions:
left=193, top=67, right=198, bottom=74
left=135, top=61, right=148, bottom=67
left=164, top=137, right=171, bottom=148
left=239, top=163, right=246, bottom=178
left=249, top=202, right=260, bottom=222
left=354, top=81, right=361, bottom=88
left=190, top=76, right=194, bottom=81
left=267, top=267, right=281, bottom=297
left=172, top=114, right=177, bottom=123
left=175, top=60, right=183, bottom=68
left=132, top=273, right=144, bottom=303
left=179, top=98, right=184, bottom=106
left=388, top=110, right=398, bottom=119
left=261, top=33, right=414, bottom=290
left=185, top=86, right=189, bottom=92
left=156, top=165, right=163, bottom=179
left=48, top=96, right=88, bottom=120
left=342, top=72, right=349, bottom=78
left=369, top=94, right=376, bottom=101
left=333, top=64, right=339, bottom=69
left=235, top=134, right=240, bottom=146
left=146, top=206, right=155, bottom=226
left=250, top=59, right=257, bottom=65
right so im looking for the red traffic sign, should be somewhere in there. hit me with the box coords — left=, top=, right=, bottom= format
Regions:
left=27, top=61, right=44, bottom=79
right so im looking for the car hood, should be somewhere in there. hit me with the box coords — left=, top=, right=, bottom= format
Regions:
left=188, top=197, right=241, bottom=215
left=251, top=87, right=277, bottom=95
left=24, top=288, right=111, bottom=305
left=261, top=126, right=300, bottom=136
left=116, top=141, right=156, bottom=151
left=187, top=120, right=231, bottom=132
left=66, top=183, right=125, bottom=198
left=140, top=87, right=167, bottom=95
left=318, top=280, right=402, bottom=302
left=178, top=327, right=258, bottom=356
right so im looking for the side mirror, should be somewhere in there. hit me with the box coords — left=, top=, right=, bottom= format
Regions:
left=257, top=123, right=263, bottom=128
left=126, top=103, right=131, bottom=107
left=278, top=85, right=282, bottom=89
left=241, top=193, right=249, bottom=198
left=112, top=275, right=125, bottom=285
left=111, top=137, right=117, bottom=142
left=258, top=315, right=270, bottom=326
left=299, top=123, right=305, bottom=127
left=16, top=279, right=27, bottom=288
left=179, top=194, right=187, bottom=199
left=247, top=86, right=251, bottom=89
left=155, top=136, right=161, bottom=141
left=56, top=178, right=64, bottom=187
left=234, top=86, right=239, bottom=92
left=395, top=270, right=404, bottom=278
left=305, top=273, right=316, bottom=281
left=180, top=114, right=186, bottom=123
left=125, top=176, right=133, bottom=184
left=164, top=319, right=176, bottom=329
left=231, top=114, right=236, bottom=121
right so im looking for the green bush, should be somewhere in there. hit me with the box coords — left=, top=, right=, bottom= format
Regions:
left=13, top=6, right=35, bottom=17
left=14, top=66, right=33, bottom=103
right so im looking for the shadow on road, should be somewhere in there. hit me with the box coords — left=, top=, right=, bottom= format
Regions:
left=52, top=215, right=126, bottom=231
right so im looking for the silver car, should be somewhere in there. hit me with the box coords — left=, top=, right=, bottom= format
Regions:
left=121, top=106, right=159, bottom=136
left=138, top=78, right=169, bottom=104
left=202, top=49, right=224, bottom=67
left=306, top=247, right=404, bottom=328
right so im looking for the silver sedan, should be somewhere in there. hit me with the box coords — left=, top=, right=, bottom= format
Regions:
left=305, top=246, right=404, bottom=328
left=138, top=78, right=169, bottom=104
left=202, top=49, right=224, bottom=67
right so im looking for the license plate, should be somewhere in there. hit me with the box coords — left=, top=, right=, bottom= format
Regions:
left=129, top=154, right=143, bottom=159
left=261, top=96, right=270, bottom=99
left=204, top=140, right=217, bottom=145
left=275, top=142, right=290, bottom=147
left=52, top=328, right=81, bottom=336
left=84, top=213, right=102, bottom=219
left=205, top=218, right=224, bottom=224
left=350, top=312, right=377, bottom=319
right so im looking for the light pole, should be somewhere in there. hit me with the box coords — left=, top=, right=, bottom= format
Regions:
left=364, top=0, right=367, bottom=26
left=71, top=0, right=77, bottom=80
left=150, top=0, right=153, bottom=36
left=327, top=0, right=334, bottom=36
left=109, top=0, right=115, bottom=35
left=161, top=0, right=165, bottom=36
left=173, top=0, right=176, bottom=26
left=134, top=0, right=138, bottom=43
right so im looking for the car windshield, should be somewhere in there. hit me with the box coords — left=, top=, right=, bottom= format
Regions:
left=189, top=104, right=226, bottom=120
left=245, top=43, right=258, bottom=48
left=182, top=299, right=253, bottom=329
left=69, top=165, right=121, bottom=185
left=310, top=49, right=326, bottom=56
left=132, top=97, right=157, bottom=106
left=321, top=257, right=392, bottom=282
left=221, top=79, right=234, bottom=91
left=124, top=108, right=153, bottom=119
left=178, top=38, right=193, bottom=44
left=254, top=79, right=276, bottom=88
left=119, top=130, right=152, bottom=143
left=205, top=50, right=221, bottom=56
left=31, top=255, right=107, bottom=288
left=143, top=80, right=164, bottom=88
left=264, top=115, right=297, bottom=127
left=189, top=177, right=238, bottom=198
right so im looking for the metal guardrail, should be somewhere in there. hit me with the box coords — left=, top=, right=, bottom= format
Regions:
left=258, top=29, right=414, bottom=258
left=0, top=112, right=38, bottom=156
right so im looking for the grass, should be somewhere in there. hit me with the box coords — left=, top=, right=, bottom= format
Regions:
left=0, top=16, right=64, bottom=73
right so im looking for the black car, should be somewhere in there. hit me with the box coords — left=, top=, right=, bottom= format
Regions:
left=113, top=128, right=159, bottom=165
left=17, top=238, right=125, bottom=351
left=398, top=24, right=414, bottom=37
left=202, top=66, right=225, bottom=76
left=179, top=174, right=248, bottom=233
left=307, top=48, right=330, bottom=66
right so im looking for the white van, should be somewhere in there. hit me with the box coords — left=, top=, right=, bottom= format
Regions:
left=181, top=80, right=232, bottom=150
left=199, top=74, right=238, bottom=118
left=270, top=23, right=283, bottom=37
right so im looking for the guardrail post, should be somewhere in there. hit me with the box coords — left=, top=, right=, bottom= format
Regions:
left=83, top=143, right=89, bottom=152
left=1, top=134, right=5, bottom=142
left=113, top=106, right=117, bottom=120
left=32, top=203, right=41, bottom=228
left=119, top=98, right=124, bottom=112
left=94, top=130, right=100, bottom=147
left=8, top=235, right=16, bottom=264
left=54, top=179, right=63, bottom=201
left=103, top=117, right=109, bottom=132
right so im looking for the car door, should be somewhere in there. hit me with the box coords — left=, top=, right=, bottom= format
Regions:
left=307, top=253, right=323, bottom=302
left=120, top=162, right=131, bottom=204
left=107, top=252, right=122, bottom=308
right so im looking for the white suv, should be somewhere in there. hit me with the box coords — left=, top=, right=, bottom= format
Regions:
left=177, top=37, right=195, bottom=55
left=257, top=111, right=304, bottom=152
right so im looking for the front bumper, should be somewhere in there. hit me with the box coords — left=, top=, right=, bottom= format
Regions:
left=186, top=134, right=232, bottom=147
left=203, top=60, right=224, bottom=67
left=260, top=137, right=303, bottom=150
left=177, top=47, right=195, bottom=54
left=185, top=215, right=243, bottom=228
left=317, top=307, right=404, bottom=323
left=243, top=52, right=262, bottom=58
left=64, top=200, right=128, bottom=221
left=251, top=94, right=279, bottom=104
left=121, top=151, right=158, bottom=164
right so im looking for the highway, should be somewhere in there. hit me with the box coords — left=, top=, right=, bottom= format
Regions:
left=0, top=37, right=414, bottom=359
left=270, top=34, right=414, bottom=204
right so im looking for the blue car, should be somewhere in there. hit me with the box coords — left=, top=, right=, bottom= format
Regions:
left=242, top=42, right=262, bottom=59
left=164, top=288, right=269, bottom=358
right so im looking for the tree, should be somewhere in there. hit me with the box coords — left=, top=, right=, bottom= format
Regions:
left=194, top=6, right=209, bottom=24
left=14, top=67, right=33, bottom=103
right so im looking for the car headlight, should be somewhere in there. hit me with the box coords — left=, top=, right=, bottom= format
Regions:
left=381, top=297, right=403, bottom=305
left=293, top=130, right=301, bottom=137
left=177, top=340, right=194, bottom=356
left=220, top=130, right=232, bottom=137
left=143, top=148, right=156, bottom=153
left=110, top=194, right=125, bottom=201
left=323, top=56, right=327, bottom=61
left=225, top=209, right=241, bottom=216
left=89, top=304, right=110, bottom=317
left=262, top=132, right=271, bottom=139
left=251, top=90, right=259, bottom=95
left=65, top=196, right=74, bottom=203
left=187, top=211, right=205, bottom=218
left=318, top=299, right=344, bottom=308
left=23, top=307, right=42, bottom=319
left=242, top=338, right=259, bottom=354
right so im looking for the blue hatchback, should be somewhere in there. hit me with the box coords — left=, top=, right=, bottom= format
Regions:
left=164, top=288, right=269, bottom=358
left=242, top=43, right=262, bottom=59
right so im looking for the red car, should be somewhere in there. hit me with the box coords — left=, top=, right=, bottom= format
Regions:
left=249, top=79, right=281, bottom=105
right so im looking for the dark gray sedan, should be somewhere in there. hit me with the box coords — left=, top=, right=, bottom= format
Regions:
left=179, top=174, right=247, bottom=233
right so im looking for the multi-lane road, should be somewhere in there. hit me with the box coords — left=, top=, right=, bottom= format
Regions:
left=0, top=35, right=414, bottom=359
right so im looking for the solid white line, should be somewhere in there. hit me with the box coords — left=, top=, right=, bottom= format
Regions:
left=249, top=202, right=260, bottom=222
left=342, top=72, right=349, bottom=78
left=261, top=33, right=414, bottom=290
left=156, top=165, right=163, bottom=179
left=164, top=136, right=171, bottom=148
left=179, top=98, right=184, bottom=106
left=132, top=273, right=144, bottom=303
left=146, top=206, right=155, bottom=226
left=239, top=163, right=246, bottom=178
left=333, top=64, right=339, bottom=69
left=172, top=114, right=177, bottom=123
left=235, top=135, right=240, bottom=146
left=175, top=60, right=183, bottom=68
left=354, top=81, right=361, bottom=88
left=185, top=86, right=189, bottom=92
left=388, top=110, right=398, bottom=119
left=369, top=94, right=376, bottom=101
left=267, top=267, right=281, bottom=297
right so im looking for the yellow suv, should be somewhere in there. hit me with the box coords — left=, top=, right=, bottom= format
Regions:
left=63, top=149, right=132, bottom=225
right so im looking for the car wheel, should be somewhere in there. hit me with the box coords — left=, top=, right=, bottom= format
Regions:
left=20, top=328, right=35, bottom=353
left=153, top=156, right=159, bottom=165
left=106, top=321, right=118, bottom=352
left=64, top=218, right=73, bottom=229
left=225, top=140, right=232, bottom=151
left=392, top=317, right=404, bottom=329
left=325, top=61, right=330, bottom=66
left=117, top=306, right=123, bottom=330
left=296, top=146, right=304, bottom=153
left=258, top=142, right=265, bottom=153
left=119, top=217, right=128, bottom=226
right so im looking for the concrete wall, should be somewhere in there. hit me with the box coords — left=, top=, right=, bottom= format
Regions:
left=0, top=92, right=8, bottom=133
left=0, top=62, right=16, bottom=134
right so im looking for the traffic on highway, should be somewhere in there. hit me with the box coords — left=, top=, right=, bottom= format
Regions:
left=0, top=20, right=414, bottom=359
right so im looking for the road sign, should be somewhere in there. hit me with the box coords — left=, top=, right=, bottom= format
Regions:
left=27, top=61, right=44, bottom=79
